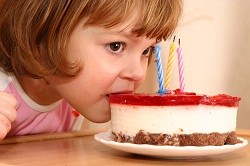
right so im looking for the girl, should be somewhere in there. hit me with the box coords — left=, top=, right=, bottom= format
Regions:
left=0, top=0, right=182, bottom=140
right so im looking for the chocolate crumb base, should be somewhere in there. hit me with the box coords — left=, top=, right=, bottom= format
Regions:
left=112, top=130, right=242, bottom=146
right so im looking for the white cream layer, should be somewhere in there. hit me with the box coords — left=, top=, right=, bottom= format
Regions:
left=111, top=104, right=237, bottom=137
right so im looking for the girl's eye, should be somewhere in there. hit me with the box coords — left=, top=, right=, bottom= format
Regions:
left=106, top=42, right=125, bottom=54
left=142, top=46, right=155, bottom=57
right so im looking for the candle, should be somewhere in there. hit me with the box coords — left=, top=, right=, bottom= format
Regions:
left=164, top=36, right=176, bottom=89
left=155, top=45, right=166, bottom=94
left=177, top=39, right=185, bottom=92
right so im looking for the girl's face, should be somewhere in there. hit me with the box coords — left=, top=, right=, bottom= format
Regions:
left=50, top=20, right=156, bottom=123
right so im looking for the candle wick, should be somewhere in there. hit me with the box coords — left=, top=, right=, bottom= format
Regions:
left=173, top=35, right=176, bottom=42
left=178, top=38, right=181, bottom=46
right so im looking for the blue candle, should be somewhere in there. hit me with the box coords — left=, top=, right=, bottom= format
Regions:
left=155, top=45, right=167, bottom=94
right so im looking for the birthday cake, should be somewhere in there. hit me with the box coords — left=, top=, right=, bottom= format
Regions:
left=110, top=89, right=242, bottom=146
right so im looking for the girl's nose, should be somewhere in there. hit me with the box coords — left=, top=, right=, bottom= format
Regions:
left=120, top=57, right=146, bottom=81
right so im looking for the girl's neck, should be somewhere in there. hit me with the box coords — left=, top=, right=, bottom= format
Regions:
left=16, top=75, right=62, bottom=105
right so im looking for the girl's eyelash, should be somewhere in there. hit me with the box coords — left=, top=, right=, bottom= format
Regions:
left=105, top=43, right=156, bottom=58
left=146, top=46, right=156, bottom=57
left=146, top=46, right=156, bottom=62
left=151, top=46, right=156, bottom=53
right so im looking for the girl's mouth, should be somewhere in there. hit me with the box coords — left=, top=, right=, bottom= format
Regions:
left=105, top=90, right=133, bottom=101
left=110, top=90, right=133, bottom=95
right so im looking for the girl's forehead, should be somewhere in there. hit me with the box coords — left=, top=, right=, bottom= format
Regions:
left=107, top=16, right=142, bottom=34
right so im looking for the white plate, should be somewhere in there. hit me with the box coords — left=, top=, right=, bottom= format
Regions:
left=94, top=131, right=248, bottom=159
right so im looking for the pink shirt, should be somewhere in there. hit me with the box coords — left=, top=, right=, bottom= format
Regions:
left=0, top=70, right=83, bottom=136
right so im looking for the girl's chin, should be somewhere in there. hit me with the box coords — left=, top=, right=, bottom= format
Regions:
left=88, top=99, right=111, bottom=122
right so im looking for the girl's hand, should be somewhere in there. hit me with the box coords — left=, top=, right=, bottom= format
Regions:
left=0, top=91, right=17, bottom=140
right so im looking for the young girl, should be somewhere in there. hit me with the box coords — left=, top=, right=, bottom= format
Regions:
left=0, top=0, right=182, bottom=140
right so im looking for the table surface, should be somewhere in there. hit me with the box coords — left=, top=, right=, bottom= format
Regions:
left=0, top=129, right=249, bottom=166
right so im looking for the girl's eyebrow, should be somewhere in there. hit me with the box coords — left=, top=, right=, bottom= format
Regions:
left=103, top=29, right=133, bottom=38
left=101, top=23, right=138, bottom=38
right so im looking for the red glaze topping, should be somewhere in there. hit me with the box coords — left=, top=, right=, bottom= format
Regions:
left=110, top=89, right=241, bottom=107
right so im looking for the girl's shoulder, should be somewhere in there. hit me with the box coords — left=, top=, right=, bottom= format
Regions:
left=0, top=69, right=11, bottom=91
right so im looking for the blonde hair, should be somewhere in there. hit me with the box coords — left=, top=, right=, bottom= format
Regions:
left=0, top=0, right=182, bottom=78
